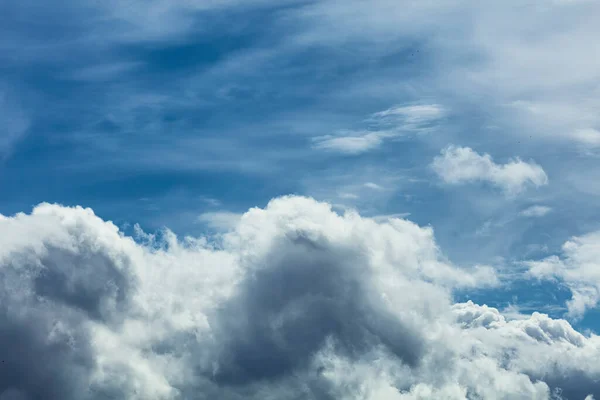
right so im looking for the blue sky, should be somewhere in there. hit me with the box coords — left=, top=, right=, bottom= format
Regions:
left=2, top=1, right=600, bottom=398
left=4, top=1, right=598, bottom=297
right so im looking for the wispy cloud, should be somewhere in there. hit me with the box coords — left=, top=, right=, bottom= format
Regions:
left=572, top=128, right=600, bottom=148
left=364, top=182, right=384, bottom=190
left=519, top=205, right=552, bottom=218
left=0, top=92, right=29, bottom=160
left=368, top=104, right=445, bottom=131
left=68, top=61, right=143, bottom=82
left=197, top=211, right=242, bottom=230
left=432, top=145, right=548, bottom=195
left=509, top=101, right=600, bottom=149
left=371, top=212, right=411, bottom=222
left=312, top=131, right=390, bottom=155
left=312, top=104, right=444, bottom=155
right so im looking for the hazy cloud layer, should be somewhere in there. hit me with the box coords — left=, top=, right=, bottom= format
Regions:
left=0, top=197, right=598, bottom=399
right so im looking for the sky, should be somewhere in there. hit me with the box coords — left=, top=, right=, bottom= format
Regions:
left=1, top=0, right=600, bottom=399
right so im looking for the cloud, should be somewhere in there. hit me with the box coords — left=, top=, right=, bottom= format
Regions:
left=312, top=131, right=389, bottom=155
left=364, top=182, right=384, bottom=190
left=509, top=101, right=600, bottom=149
left=371, top=212, right=412, bottom=222
left=526, top=230, right=600, bottom=319
left=432, top=145, right=548, bottom=195
left=368, top=104, right=445, bottom=132
left=572, top=128, right=600, bottom=148
left=520, top=205, right=553, bottom=218
left=289, top=0, right=600, bottom=153
left=0, top=196, right=598, bottom=399
left=198, top=211, right=242, bottom=231
left=312, top=104, right=444, bottom=155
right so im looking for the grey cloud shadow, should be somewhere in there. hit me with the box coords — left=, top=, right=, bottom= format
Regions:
left=208, top=232, right=424, bottom=387
left=33, top=245, right=135, bottom=323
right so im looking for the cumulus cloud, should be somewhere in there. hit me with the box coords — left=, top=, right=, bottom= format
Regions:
left=526, top=231, right=600, bottom=319
left=0, top=196, right=597, bottom=399
left=432, top=145, right=548, bottom=195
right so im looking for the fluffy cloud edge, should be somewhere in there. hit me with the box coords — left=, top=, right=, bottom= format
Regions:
left=0, top=196, right=597, bottom=399
left=431, top=145, right=548, bottom=195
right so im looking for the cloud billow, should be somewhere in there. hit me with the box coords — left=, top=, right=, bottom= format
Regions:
left=432, top=145, right=548, bottom=195
left=0, top=197, right=597, bottom=399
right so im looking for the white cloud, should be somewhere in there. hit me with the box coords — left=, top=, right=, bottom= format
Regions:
left=371, top=212, right=412, bottom=222
left=509, top=101, right=600, bottom=149
left=1, top=196, right=599, bottom=399
left=338, top=192, right=359, bottom=199
left=364, top=182, right=385, bottom=190
left=432, top=145, right=548, bottom=195
left=369, top=104, right=445, bottom=131
left=526, top=230, right=600, bottom=318
left=199, top=196, right=222, bottom=207
left=313, top=104, right=444, bottom=155
left=197, top=211, right=242, bottom=231
left=520, top=205, right=552, bottom=218
left=312, top=131, right=389, bottom=154
left=290, top=0, right=600, bottom=153
left=572, top=128, right=600, bottom=148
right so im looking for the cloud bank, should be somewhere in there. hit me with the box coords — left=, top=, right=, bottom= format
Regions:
left=432, top=145, right=548, bottom=195
left=0, top=196, right=598, bottom=399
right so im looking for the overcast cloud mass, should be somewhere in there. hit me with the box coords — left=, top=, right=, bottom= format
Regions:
left=1, top=0, right=600, bottom=399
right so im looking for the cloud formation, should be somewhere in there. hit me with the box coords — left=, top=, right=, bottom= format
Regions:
left=312, top=131, right=390, bottom=155
left=520, top=205, right=553, bottom=218
left=0, top=197, right=598, bottom=399
left=312, top=104, right=444, bottom=155
left=197, top=211, right=243, bottom=231
left=432, top=145, right=548, bottom=195
left=368, top=104, right=445, bottom=132
left=526, top=231, right=600, bottom=319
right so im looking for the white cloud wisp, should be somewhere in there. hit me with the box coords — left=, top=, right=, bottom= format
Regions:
left=312, top=104, right=445, bottom=155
